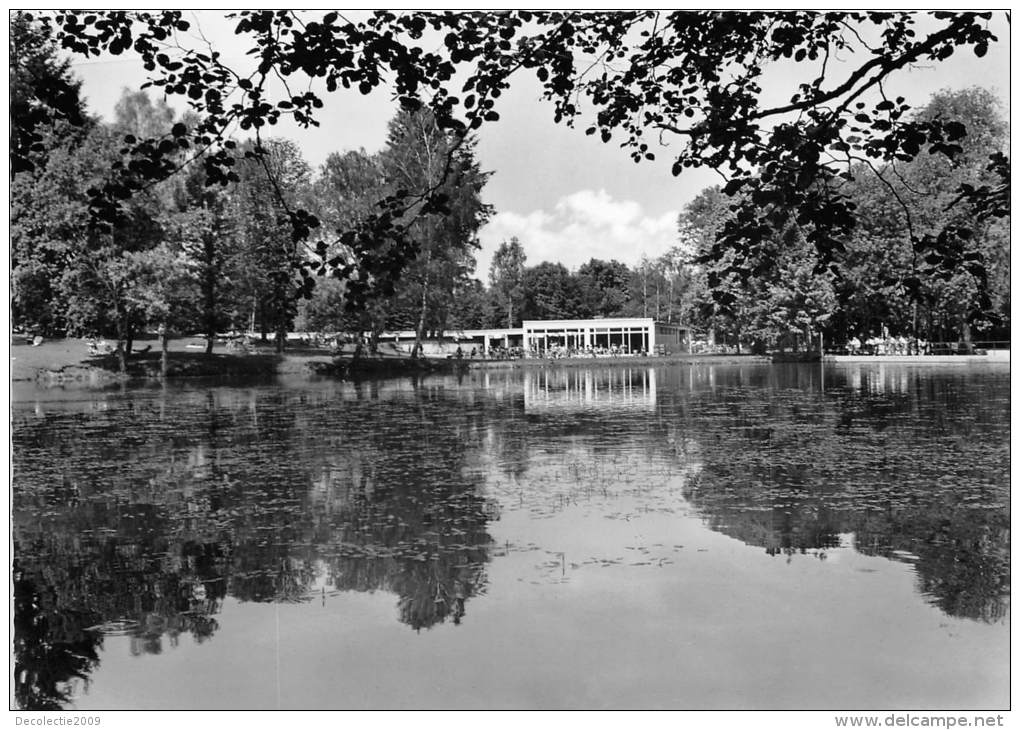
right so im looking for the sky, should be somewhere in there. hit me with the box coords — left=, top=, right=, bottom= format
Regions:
left=65, top=10, right=1011, bottom=280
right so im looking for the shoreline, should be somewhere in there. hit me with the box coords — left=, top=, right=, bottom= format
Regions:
left=823, top=352, right=1009, bottom=364
left=466, top=353, right=769, bottom=369
left=11, top=338, right=1008, bottom=390
left=10, top=337, right=479, bottom=386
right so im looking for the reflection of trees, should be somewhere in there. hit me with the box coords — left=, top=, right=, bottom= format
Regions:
left=13, top=560, right=103, bottom=710
left=325, top=480, right=491, bottom=630
left=853, top=509, right=1009, bottom=624
left=311, top=396, right=494, bottom=630
left=12, top=380, right=501, bottom=706
left=675, top=366, right=1010, bottom=623
left=12, top=494, right=228, bottom=678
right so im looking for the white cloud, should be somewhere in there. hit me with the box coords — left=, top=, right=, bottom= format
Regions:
left=474, top=190, right=679, bottom=280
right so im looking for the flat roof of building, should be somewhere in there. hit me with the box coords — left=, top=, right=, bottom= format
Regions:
left=523, top=317, right=670, bottom=328
left=375, top=317, right=686, bottom=340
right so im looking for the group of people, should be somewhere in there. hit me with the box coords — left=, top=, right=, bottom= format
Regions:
left=453, top=345, right=524, bottom=360
left=86, top=337, right=115, bottom=355
left=450, top=343, right=648, bottom=360
left=846, top=335, right=929, bottom=356
left=527, top=343, right=646, bottom=359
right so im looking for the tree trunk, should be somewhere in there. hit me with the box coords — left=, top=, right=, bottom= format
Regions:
left=203, top=228, right=217, bottom=356
left=125, top=323, right=134, bottom=356
left=115, top=313, right=128, bottom=374
left=960, top=316, right=972, bottom=352
left=413, top=254, right=432, bottom=359
left=911, top=300, right=919, bottom=356
left=160, top=326, right=169, bottom=379
left=667, top=278, right=674, bottom=323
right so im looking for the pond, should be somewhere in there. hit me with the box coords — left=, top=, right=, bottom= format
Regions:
left=11, top=362, right=1010, bottom=710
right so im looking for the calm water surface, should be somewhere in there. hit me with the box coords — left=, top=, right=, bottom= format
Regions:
left=12, top=363, right=1010, bottom=709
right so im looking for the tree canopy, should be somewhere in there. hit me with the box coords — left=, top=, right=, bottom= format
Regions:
left=19, top=11, right=1007, bottom=302
left=10, top=11, right=1010, bottom=354
left=677, top=86, right=1009, bottom=349
left=9, top=12, right=88, bottom=174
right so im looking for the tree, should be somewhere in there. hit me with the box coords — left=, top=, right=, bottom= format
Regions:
left=11, top=121, right=97, bottom=335
left=763, top=223, right=836, bottom=351
left=521, top=262, right=586, bottom=321
left=655, top=244, right=698, bottom=326
left=895, top=88, right=1009, bottom=346
left=679, top=187, right=837, bottom=352
left=315, top=149, right=386, bottom=231
left=306, top=149, right=388, bottom=341
left=30, top=11, right=1006, bottom=323
left=55, top=90, right=185, bottom=367
left=488, top=238, right=527, bottom=328
left=9, top=12, right=88, bottom=175
left=626, top=256, right=666, bottom=320
left=10, top=15, right=95, bottom=334
left=676, top=186, right=741, bottom=343
left=123, top=243, right=199, bottom=377
left=164, top=164, right=237, bottom=354
left=229, top=138, right=313, bottom=352
left=832, top=87, right=1009, bottom=346
left=447, top=278, right=491, bottom=331
left=13, top=115, right=164, bottom=368
left=378, top=109, right=491, bottom=356
left=826, top=175, right=915, bottom=341
left=295, top=278, right=348, bottom=334
left=111, top=87, right=175, bottom=140
left=577, top=258, right=630, bottom=317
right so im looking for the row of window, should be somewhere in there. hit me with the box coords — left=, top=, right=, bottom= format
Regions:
left=525, top=327, right=651, bottom=335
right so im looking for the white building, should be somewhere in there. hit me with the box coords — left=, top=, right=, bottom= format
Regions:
left=375, top=317, right=688, bottom=356
left=521, top=317, right=685, bottom=355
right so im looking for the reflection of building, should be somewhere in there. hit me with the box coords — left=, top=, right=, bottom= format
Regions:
left=524, top=368, right=657, bottom=412
left=843, top=363, right=911, bottom=395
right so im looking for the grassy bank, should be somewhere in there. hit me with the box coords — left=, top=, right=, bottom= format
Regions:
left=10, top=336, right=469, bottom=385
left=12, top=338, right=281, bottom=384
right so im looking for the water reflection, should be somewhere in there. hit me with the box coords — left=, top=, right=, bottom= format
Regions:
left=673, top=364, right=1009, bottom=623
left=523, top=367, right=656, bottom=412
left=13, top=563, right=103, bottom=709
left=11, top=363, right=1010, bottom=708
left=12, top=381, right=501, bottom=707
